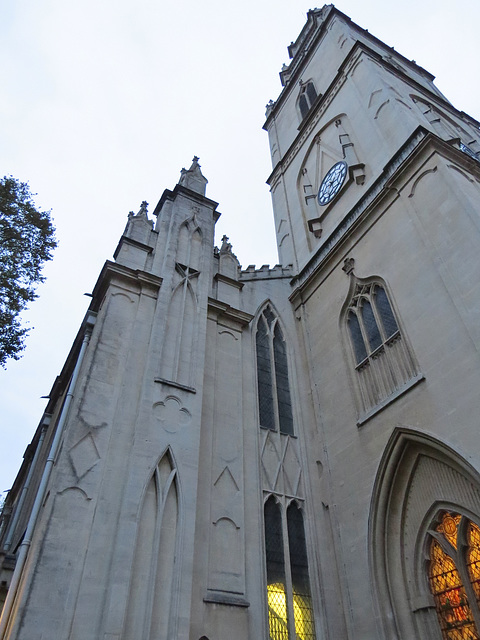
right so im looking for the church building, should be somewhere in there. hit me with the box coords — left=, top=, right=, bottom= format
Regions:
left=2, top=5, right=480, bottom=639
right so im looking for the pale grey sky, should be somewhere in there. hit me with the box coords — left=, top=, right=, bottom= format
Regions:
left=1, top=0, right=479, bottom=494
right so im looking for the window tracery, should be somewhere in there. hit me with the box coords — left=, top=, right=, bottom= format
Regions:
left=344, top=279, right=419, bottom=418
left=428, top=511, right=480, bottom=639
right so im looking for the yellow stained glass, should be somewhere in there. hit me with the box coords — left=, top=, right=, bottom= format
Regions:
left=267, top=583, right=289, bottom=640
left=429, top=538, right=479, bottom=640
left=293, top=592, right=315, bottom=640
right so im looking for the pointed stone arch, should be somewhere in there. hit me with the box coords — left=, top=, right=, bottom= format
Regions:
left=161, top=263, right=199, bottom=387
left=123, top=448, right=180, bottom=640
left=369, top=427, right=480, bottom=639
left=177, top=214, right=203, bottom=271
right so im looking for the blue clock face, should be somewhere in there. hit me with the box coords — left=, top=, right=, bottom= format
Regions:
left=317, top=161, right=348, bottom=205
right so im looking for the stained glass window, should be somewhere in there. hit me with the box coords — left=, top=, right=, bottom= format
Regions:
left=265, top=499, right=316, bottom=640
left=428, top=511, right=480, bottom=640
left=256, top=306, right=294, bottom=435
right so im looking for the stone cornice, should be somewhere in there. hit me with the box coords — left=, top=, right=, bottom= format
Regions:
left=153, top=184, right=221, bottom=222
left=91, top=261, right=163, bottom=306
left=113, top=235, right=154, bottom=261
left=214, top=273, right=244, bottom=290
left=207, top=298, right=253, bottom=329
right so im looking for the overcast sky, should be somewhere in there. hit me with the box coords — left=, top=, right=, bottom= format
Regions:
left=1, top=0, right=479, bottom=495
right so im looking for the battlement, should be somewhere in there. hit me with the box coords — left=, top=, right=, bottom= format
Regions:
left=239, top=264, right=293, bottom=281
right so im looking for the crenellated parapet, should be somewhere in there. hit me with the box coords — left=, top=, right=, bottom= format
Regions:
left=239, top=263, right=293, bottom=281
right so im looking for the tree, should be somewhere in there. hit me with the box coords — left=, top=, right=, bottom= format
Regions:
left=0, top=176, right=57, bottom=368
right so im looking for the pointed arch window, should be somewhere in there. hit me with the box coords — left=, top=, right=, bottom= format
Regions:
left=428, top=511, right=480, bottom=639
left=298, top=81, right=318, bottom=120
left=264, top=497, right=316, bottom=640
left=256, top=306, right=294, bottom=435
left=344, top=280, right=420, bottom=419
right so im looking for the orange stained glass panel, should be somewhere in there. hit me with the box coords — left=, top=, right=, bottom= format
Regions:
left=467, top=522, right=480, bottom=605
left=429, top=538, right=479, bottom=640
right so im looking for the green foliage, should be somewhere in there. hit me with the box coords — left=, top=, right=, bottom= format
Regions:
left=0, top=176, right=57, bottom=368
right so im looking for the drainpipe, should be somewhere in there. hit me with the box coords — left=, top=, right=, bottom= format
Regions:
left=0, top=312, right=95, bottom=639
left=2, top=417, right=49, bottom=553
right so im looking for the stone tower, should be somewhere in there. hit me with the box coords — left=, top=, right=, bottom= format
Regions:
left=2, top=6, right=480, bottom=640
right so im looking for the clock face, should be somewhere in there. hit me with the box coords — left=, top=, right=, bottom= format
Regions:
left=317, top=161, right=348, bottom=205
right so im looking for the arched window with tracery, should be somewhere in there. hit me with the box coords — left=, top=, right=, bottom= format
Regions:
left=428, top=511, right=480, bottom=639
left=264, top=497, right=316, bottom=640
left=256, top=305, right=294, bottom=435
left=344, top=278, right=420, bottom=419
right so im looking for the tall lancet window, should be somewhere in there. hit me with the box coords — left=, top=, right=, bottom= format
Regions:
left=264, top=498, right=316, bottom=640
left=428, top=511, right=480, bottom=639
left=256, top=305, right=294, bottom=435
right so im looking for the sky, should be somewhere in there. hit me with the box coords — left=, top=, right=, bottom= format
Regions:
left=1, top=0, right=479, bottom=496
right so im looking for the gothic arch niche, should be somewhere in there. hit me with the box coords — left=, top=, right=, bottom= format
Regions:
left=370, top=428, right=480, bottom=640
left=176, top=215, right=203, bottom=272
left=161, top=264, right=198, bottom=387
left=123, top=449, right=180, bottom=640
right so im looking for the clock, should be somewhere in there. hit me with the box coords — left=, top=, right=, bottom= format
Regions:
left=317, top=161, right=348, bottom=205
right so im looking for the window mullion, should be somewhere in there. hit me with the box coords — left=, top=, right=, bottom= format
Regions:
left=270, top=322, right=280, bottom=432
left=281, top=499, right=296, bottom=640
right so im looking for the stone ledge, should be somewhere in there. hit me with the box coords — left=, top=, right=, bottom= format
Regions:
left=203, top=592, right=250, bottom=607
left=154, top=378, right=196, bottom=394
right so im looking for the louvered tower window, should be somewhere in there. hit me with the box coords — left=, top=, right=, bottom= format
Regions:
left=298, top=81, right=318, bottom=120
left=256, top=306, right=294, bottom=435
left=264, top=498, right=316, bottom=640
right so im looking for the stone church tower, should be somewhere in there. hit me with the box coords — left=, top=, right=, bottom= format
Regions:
left=2, top=6, right=480, bottom=640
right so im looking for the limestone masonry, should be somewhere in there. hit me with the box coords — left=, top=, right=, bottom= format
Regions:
left=2, top=6, right=480, bottom=640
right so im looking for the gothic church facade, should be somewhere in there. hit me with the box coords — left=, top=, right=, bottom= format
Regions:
left=2, top=6, right=480, bottom=640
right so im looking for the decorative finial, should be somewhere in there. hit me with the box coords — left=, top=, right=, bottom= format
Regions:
left=220, top=235, right=233, bottom=254
left=342, top=257, right=355, bottom=275
left=178, top=156, right=208, bottom=195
